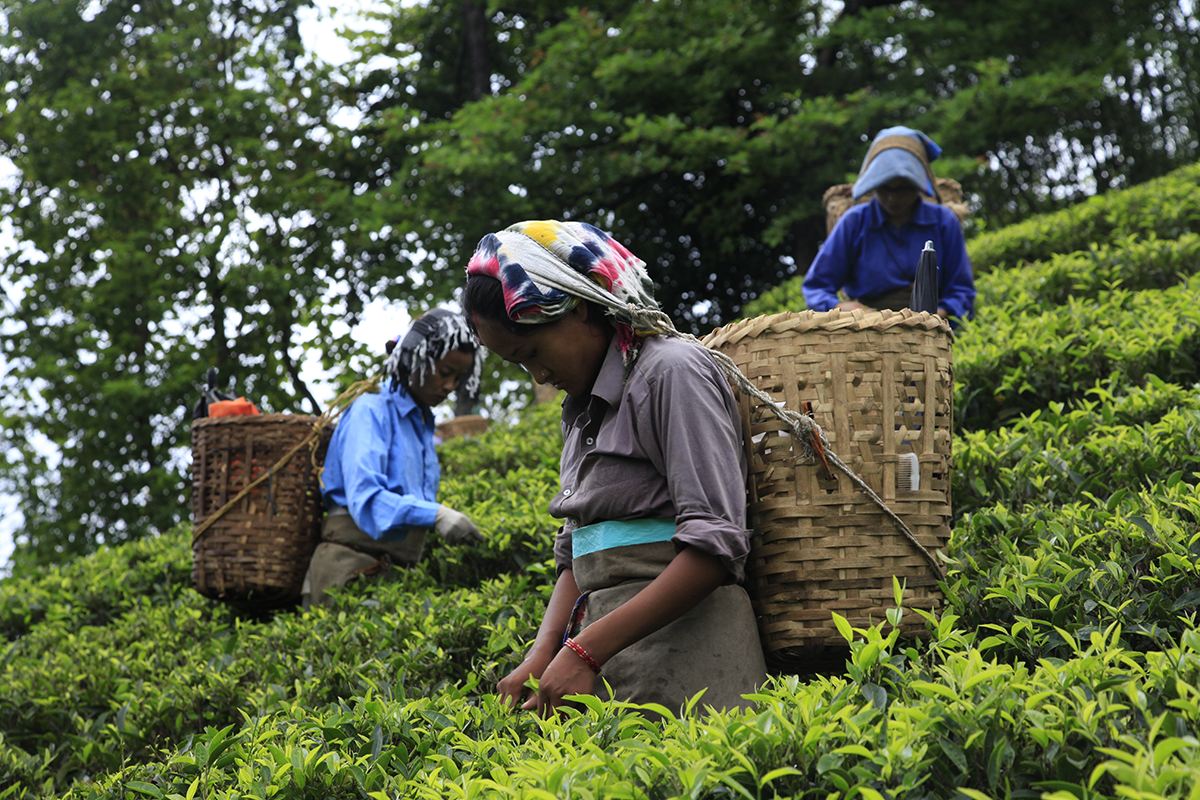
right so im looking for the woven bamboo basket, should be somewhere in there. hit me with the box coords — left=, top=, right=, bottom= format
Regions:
left=436, top=413, right=491, bottom=442
left=191, top=413, right=331, bottom=608
left=703, top=308, right=953, bottom=671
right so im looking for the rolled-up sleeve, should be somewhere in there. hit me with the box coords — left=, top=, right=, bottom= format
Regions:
left=635, top=351, right=751, bottom=582
left=553, top=525, right=574, bottom=576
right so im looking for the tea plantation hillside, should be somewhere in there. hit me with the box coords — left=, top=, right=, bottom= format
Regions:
left=3, top=164, right=1200, bottom=799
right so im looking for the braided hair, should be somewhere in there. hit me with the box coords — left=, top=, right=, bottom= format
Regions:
left=382, top=308, right=481, bottom=398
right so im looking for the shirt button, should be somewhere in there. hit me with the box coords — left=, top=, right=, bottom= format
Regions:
left=563, top=488, right=572, bottom=496
left=585, top=437, right=594, bottom=446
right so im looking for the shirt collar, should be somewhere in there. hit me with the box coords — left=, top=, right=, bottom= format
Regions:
left=386, top=384, right=434, bottom=424
left=866, top=197, right=940, bottom=229
left=562, top=339, right=626, bottom=425
left=590, top=340, right=627, bottom=407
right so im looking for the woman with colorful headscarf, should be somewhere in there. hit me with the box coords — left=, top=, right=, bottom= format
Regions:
left=463, top=221, right=767, bottom=717
left=302, top=309, right=485, bottom=607
left=802, top=126, right=976, bottom=321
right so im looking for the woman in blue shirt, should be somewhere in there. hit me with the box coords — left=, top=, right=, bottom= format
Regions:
left=802, top=127, right=976, bottom=322
left=303, top=309, right=485, bottom=607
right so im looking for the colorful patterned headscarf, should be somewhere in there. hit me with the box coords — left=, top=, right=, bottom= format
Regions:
left=383, top=308, right=481, bottom=398
left=465, top=220, right=664, bottom=360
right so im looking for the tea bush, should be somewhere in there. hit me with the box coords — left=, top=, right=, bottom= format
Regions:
left=34, top=609, right=1200, bottom=800
left=6, top=163, right=1200, bottom=799
left=420, top=402, right=563, bottom=587
left=966, top=161, right=1200, bottom=274
left=954, top=380, right=1200, bottom=516
left=954, top=276, right=1200, bottom=430
left=0, top=534, right=193, bottom=642
left=973, top=232, right=1200, bottom=312
left=948, top=482, right=1200, bottom=665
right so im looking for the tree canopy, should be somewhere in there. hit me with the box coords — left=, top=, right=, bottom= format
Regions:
left=2, top=0, right=1197, bottom=572
left=344, top=0, right=1198, bottom=325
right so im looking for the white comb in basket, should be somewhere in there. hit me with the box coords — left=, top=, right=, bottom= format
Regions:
left=898, top=452, right=920, bottom=492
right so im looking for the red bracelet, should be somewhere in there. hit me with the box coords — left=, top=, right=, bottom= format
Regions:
left=563, top=637, right=601, bottom=674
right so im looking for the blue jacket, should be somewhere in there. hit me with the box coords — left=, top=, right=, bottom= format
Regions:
left=320, top=388, right=440, bottom=540
left=802, top=198, right=976, bottom=321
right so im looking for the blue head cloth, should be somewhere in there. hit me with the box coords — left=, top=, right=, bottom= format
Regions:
left=852, top=126, right=944, bottom=200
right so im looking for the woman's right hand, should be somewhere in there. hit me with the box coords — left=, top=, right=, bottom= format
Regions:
left=496, top=650, right=554, bottom=710
left=835, top=300, right=869, bottom=312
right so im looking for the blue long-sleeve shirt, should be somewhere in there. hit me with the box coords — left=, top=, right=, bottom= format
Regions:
left=320, top=387, right=441, bottom=540
left=802, top=198, right=976, bottom=321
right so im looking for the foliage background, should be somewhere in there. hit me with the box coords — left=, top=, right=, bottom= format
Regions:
left=2, top=149, right=1200, bottom=800
left=2, top=0, right=1198, bottom=573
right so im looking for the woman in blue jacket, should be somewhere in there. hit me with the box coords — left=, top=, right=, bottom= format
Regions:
left=802, top=127, right=976, bottom=322
left=303, top=309, right=484, bottom=607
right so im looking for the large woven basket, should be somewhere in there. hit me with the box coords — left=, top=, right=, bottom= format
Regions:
left=436, top=413, right=491, bottom=442
left=704, top=308, right=953, bottom=671
left=191, top=413, right=331, bottom=608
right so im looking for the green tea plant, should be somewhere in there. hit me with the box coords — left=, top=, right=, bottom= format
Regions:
left=967, top=162, right=1200, bottom=275
left=954, top=277, right=1200, bottom=430
left=7, top=163, right=1200, bottom=799
left=0, top=534, right=193, bottom=642
left=954, top=384, right=1200, bottom=516
left=947, top=482, right=1200, bottom=665
left=975, top=233, right=1200, bottom=313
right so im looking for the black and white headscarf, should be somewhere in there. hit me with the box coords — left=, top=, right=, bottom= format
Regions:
left=383, top=308, right=482, bottom=398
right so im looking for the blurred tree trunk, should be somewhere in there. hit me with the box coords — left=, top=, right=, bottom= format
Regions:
left=462, top=0, right=490, bottom=102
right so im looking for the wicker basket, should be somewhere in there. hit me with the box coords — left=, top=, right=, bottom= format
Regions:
left=704, top=308, right=953, bottom=671
left=191, top=413, right=331, bottom=608
left=823, top=179, right=969, bottom=236
left=436, top=414, right=491, bottom=442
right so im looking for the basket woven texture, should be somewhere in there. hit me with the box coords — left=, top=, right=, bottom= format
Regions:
left=704, top=308, right=953, bottom=670
left=822, top=178, right=969, bottom=236
left=191, top=414, right=331, bottom=607
left=435, top=414, right=491, bottom=442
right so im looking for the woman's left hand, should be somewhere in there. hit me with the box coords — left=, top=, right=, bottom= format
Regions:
left=523, top=646, right=597, bottom=716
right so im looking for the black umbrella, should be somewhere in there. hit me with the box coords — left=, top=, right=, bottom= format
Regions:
left=910, top=240, right=939, bottom=315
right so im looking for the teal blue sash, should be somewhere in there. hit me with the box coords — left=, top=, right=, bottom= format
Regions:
left=572, top=519, right=676, bottom=559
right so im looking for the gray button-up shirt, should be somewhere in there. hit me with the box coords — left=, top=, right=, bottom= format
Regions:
left=550, top=335, right=751, bottom=582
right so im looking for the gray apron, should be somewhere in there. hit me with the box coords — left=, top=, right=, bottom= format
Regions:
left=569, top=519, right=767, bottom=717
left=302, top=507, right=428, bottom=607
left=855, top=284, right=914, bottom=311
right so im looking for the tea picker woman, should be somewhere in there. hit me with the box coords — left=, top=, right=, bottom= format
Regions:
left=463, top=221, right=767, bottom=716
left=302, top=309, right=486, bottom=608
left=802, top=126, right=976, bottom=322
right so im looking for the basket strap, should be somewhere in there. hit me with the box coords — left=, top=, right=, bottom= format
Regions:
left=191, top=374, right=384, bottom=546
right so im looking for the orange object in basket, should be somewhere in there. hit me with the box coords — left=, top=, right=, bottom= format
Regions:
left=208, top=397, right=261, bottom=417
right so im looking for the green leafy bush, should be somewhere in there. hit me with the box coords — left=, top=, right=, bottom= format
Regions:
left=947, top=482, right=1200, bottom=666
left=975, top=232, right=1200, bottom=312
left=954, top=378, right=1200, bottom=516
left=7, top=165, right=1200, bottom=800
left=967, top=162, right=1200, bottom=274
left=954, top=277, right=1200, bottom=429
